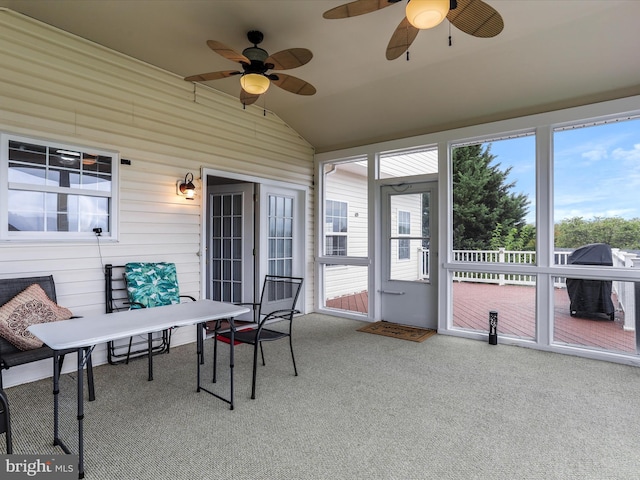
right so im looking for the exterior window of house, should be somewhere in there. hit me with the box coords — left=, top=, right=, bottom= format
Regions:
left=1, top=134, right=117, bottom=240
left=398, top=210, right=410, bottom=260
left=325, top=199, right=348, bottom=256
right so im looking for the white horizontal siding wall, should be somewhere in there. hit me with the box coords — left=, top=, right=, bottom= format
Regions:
left=0, top=9, right=314, bottom=387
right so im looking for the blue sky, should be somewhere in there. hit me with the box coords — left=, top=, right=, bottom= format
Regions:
left=485, top=117, right=640, bottom=225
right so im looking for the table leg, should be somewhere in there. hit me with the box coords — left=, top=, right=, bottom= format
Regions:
left=229, top=318, right=235, bottom=410
left=52, top=351, right=61, bottom=447
left=77, top=348, right=85, bottom=479
left=51, top=348, right=95, bottom=478
left=196, top=319, right=235, bottom=410
left=148, top=333, right=153, bottom=381
left=196, top=322, right=203, bottom=392
left=76, top=346, right=95, bottom=478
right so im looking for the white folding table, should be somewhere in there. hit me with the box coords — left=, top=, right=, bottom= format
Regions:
left=29, top=299, right=249, bottom=479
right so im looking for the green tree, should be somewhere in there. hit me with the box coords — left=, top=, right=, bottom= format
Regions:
left=555, top=216, right=640, bottom=250
left=453, top=144, right=531, bottom=250
left=490, top=223, right=536, bottom=251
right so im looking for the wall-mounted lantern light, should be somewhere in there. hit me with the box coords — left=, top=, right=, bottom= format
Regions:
left=177, top=172, right=196, bottom=200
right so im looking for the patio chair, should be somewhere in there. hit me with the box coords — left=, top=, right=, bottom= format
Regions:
left=0, top=387, right=11, bottom=453
left=212, top=275, right=303, bottom=399
left=0, top=275, right=95, bottom=401
left=104, top=263, right=195, bottom=380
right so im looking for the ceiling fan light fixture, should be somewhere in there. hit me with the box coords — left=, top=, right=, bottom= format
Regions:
left=240, top=73, right=270, bottom=95
left=406, top=0, right=450, bottom=30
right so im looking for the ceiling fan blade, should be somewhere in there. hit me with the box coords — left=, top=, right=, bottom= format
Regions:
left=386, top=17, right=420, bottom=60
left=271, top=74, right=317, bottom=96
left=323, top=0, right=398, bottom=19
left=184, top=70, right=241, bottom=82
left=206, top=40, right=250, bottom=64
left=266, top=48, right=313, bottom=70
left=240, top=89, right=260, bottom=106
left=447, top=0, right=504, bottom=38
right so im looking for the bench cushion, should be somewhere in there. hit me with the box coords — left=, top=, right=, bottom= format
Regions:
left=0, top=284, right=72, bottom=351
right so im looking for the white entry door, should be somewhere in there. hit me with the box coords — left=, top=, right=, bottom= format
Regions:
left=206, top=183, right=255, bottom=321
left=255, top=184, right=306, bottom=313
left=380, top=181, right=438, bottom=329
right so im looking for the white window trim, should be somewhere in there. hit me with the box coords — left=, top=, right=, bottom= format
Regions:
left=0, top=133, right=119, bottom=241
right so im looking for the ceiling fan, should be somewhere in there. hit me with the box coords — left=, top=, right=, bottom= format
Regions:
left=323, top=0, right=504, bottom=60
left=184, top=30, right=316, bottom=106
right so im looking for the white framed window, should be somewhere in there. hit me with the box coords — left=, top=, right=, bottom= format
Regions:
left=325, top=199, right=348, bottom=256
left=398, top=210, right=411, bottom=260
left=1, top=133, right=118, bottom=240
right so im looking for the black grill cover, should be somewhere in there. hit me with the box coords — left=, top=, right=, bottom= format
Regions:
left=566, top=243, right=614, bottom=318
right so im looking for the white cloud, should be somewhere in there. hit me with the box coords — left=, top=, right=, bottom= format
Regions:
left=581, top=147, right=608, bottom=162
left=611, top=143, right=640, bottom=161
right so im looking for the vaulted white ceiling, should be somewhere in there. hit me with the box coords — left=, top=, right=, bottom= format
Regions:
left=1, top=1, right=639, bottom=152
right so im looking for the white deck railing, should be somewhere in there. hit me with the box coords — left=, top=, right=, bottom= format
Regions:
left=453, top=249, right=570, bottom=288
left=419, top=248, right=570, bottom=287
left=418, top=247, right=638, bottom=331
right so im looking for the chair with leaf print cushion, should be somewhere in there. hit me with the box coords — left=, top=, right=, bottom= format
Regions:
left=105, top=263, right=195, bottom=381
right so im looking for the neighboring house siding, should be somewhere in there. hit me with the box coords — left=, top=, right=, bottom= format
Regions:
left=324, top=166, right=368, bottom=299
left=0, top=10, right=314, bottom=387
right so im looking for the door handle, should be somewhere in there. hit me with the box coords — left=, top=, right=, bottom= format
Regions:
left=379, top=290, right=405, bottom=295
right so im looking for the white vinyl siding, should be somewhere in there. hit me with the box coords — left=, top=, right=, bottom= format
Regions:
left=0, top=9, right=314, bottom=387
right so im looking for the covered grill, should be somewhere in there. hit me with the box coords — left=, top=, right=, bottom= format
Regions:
left=566, top=243, right=615, bottom=321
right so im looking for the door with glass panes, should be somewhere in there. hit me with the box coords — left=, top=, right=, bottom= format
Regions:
left=206, top=182, right=304, bottom=318
left=207, top=183, right=255, bottom=321
left=255, top=184, right=305, bottom=314
left=380, top=181, right=437, bottom=329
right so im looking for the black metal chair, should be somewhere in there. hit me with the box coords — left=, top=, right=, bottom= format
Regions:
left=0, top=275, right=95, bottom=401
left=0, top=388, right=12, bottom=453
left=212, top=275, right=303, bottom=400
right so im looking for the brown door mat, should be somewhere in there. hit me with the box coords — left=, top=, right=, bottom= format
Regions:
left=357, top=321, right=437, bottom=342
